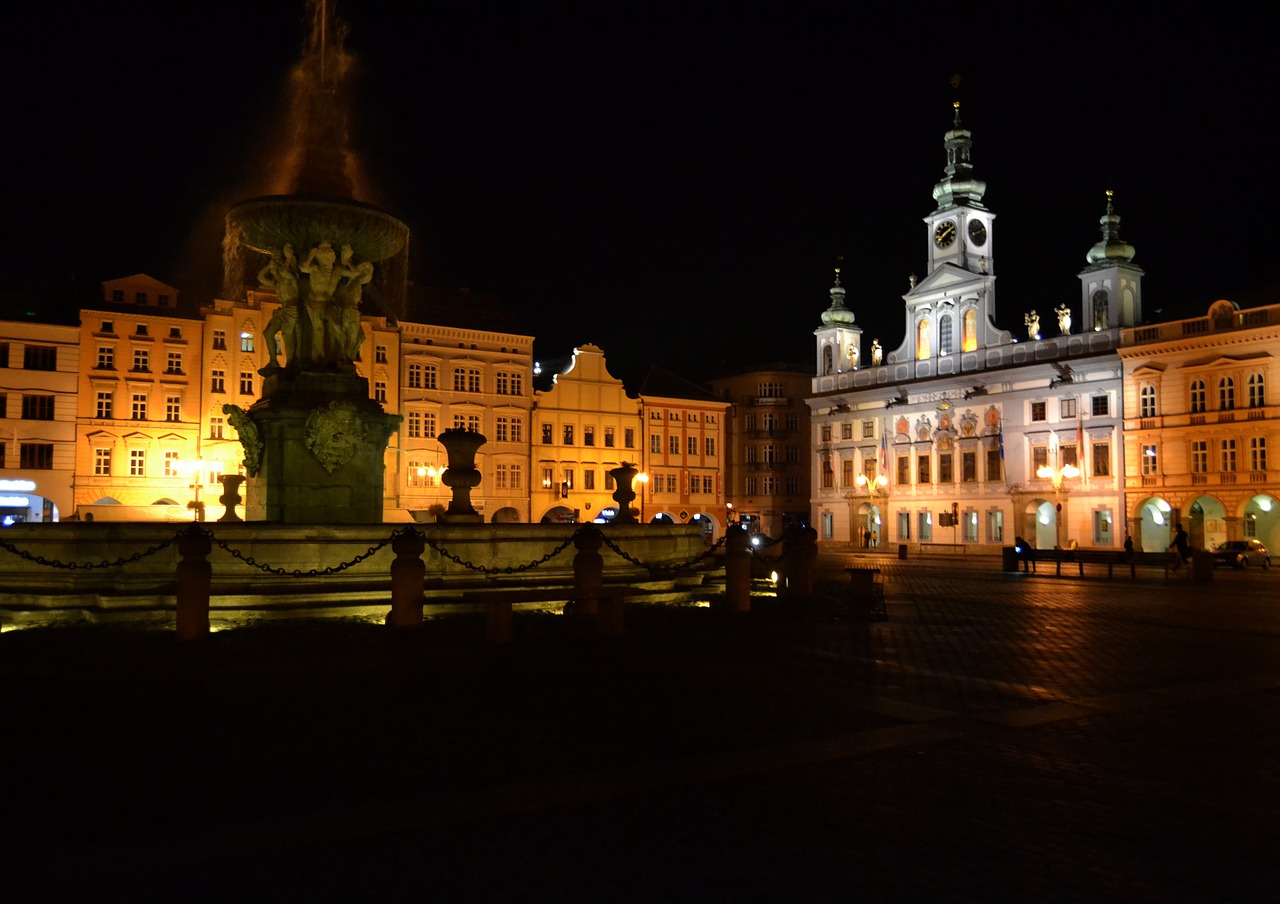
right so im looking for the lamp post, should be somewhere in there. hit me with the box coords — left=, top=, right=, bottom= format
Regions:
left=1036, top=463, right=1080, bottom=548
left=635, top=472, right=649, bottom=523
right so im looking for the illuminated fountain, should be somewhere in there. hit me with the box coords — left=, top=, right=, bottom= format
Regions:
left=222, top=0, right=405, bottom=523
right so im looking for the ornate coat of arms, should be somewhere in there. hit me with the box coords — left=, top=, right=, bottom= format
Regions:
left=305, top=401, right=368, bottom=473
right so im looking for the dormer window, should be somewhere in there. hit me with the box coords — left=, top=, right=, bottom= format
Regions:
left=135, top=324, right=148, bottom=336
left=169, top=327, right=182, bottom=339
left=101, top=321, right=114, bottom=334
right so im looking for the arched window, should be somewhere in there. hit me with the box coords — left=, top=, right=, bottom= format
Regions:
left=939, top=314, right=953, bottom=356
left=916, top=318, right=931, bottom=359
left=1248, top=372, right=1265, bottom=408
left=1140, top=384, right=1157, bottom=418
left=1190, top=380, right=1206, bottom=414
left=822, top=346, right=833, bottom=375
left=962, top=309, right=978, bottom=352
left=1218, top=377, right=1235, bottom=411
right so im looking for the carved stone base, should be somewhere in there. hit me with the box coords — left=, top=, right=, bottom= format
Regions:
left=242, top=369, right=401, bottom=523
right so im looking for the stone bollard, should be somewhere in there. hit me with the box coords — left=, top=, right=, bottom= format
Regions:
left=570, top=526, right=605, bottom=619
left=388, top=528, right=426, bottom=628
left=176, top=523, right=212, bottom=640
left=723, top=525, right=751, bottom=613
left=782, top=526, right=818, bottom=598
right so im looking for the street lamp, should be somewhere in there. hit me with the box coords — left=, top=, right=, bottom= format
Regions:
left=1036, top=463, right=1080, bottom=547
left=635, top=472, right=649, bottom=523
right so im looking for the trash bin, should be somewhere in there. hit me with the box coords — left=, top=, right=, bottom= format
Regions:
left=897, top=544, right=908, bottom=560
left=1190, top=550, right=1214, bottom=583
left=1002, top=546, right=1020, bottom=572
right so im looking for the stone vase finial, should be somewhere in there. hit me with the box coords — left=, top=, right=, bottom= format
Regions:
left=438, top=428, right=487, bottom=523
left=218, top=475, right=246, bottom=522
left=609, top=462, right=639, bottom=523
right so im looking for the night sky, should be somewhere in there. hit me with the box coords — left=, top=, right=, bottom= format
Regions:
left=5, top=2, right=1273, bottom=388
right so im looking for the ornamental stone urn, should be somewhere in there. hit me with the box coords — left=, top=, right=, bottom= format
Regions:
left=609, top=462, right=640, bottom=524
left=438, top=428, right=486, bottom=523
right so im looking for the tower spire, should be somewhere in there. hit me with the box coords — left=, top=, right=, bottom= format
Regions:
left=932, top=101, right=987, bottom=211
left=1085, top=189, right=1137, bottom=264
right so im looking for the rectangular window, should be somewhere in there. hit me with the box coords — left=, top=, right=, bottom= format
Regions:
left=897, top=455, right=910, bottom=485
left=820, top=425, right=832, bottom=442
left=23, top=345, right=57, bottom=370
left=1141, top=444, right=1158, bottom=475
left=21, top=443, right=53, bottom=469
left=669, top=435, right=680, bottom=455
left=1220, top=439, right=1237, bottom=472
left=821, top=512, right=833, bottom=540
left=962, top=451, right=976, bottom=482
left=408, top=411, right=422, bottom=438
left=705, top=437, right=716, bottom=457
left=1032, top=445, right=1049, bottom=471
left=240, top=332, right=254, bottom=352
left=583, top=469, right=596, bottom=491
left=1250, top=437, right=1267, bottom=472
left=1091, top=395, right=1110, bottom=417
left=917, top=454, right=931, bottom=484
left=964, top=511, right=979, bottom=542
left=374, top=381, right=387, bottom=403
left=666, top=474, right=678, bottom=493
left=166, top=351, right=183, bottom=374
left=407, top=363, right=422, bottom=389
left=542, top=423, right=554, bottom=444
left=131, top=394, right=147, bottom=420
left=862, top=420, right=875, bottom=439
left=563, top=425, right=574, bottom=445
left=1091, top=441, right=1110, bottom=477
left=624, top=428, right=635, bottom=448
left=1191, top=440, right=1208, bottom=473
left=94, top=448, right=112, bottom=476
left=467, top=369, right=481, bottom=392
left=166, top=395, right=181, bottom=422
left=584, top=426, right=595, bottom=446
left=494, top=463, right=509, bottom=490
left=95, top=392, right=113, bottom=419
left=651, top=435, right=662, bottom=454
left=841, top=423, right=853, bottom=440
left=212, top=330, right=227, bottom=349
left=510, top=463, right=522, bottom=490
left=688, top=436, right=698, bottom=456
left=21, top=395, right=54, bottom=420
left=1093, top=510, right=1113, bottom=544
left=423, top=365, right=437, bottom=389
left=918, top=511, right=933, bottom=542
left=604, top=426, right=615, bottom=447
left=821, top=458, right=834, bottom=488
left=1061, top=397, right=1077, bottom=418
left=987, top=448, right=1002, bottom=481
left=842, top=459, right=854, bottom=487
left=1030, top=401, right=1046, bottom=421
left=96, top=346, right=115, bottom=369
left=129, top=449, right=146, bottom=477
left=133, top=349, right=150, bottom=372
left=745, top=476, right=758, bottom=495
left=375, top=345, right=388, bottom=364
left=240, top=372, right=255, bottom=395
left=423, top=412, right=436, bottom=438
left=164, top=450, right=180, bottom=477
left=210, top=416, right=225, bottom=439
left=1061, top=444, right=1079, bottom=468
left=541, top=467, right=554, bottom=489
left=762, top=475, right=778, bottom=495
left=211, top=370, right=225, bottom=393
left=938, top=453, right=953, bottom=483
left=988, top=510, right=1004, bottom=542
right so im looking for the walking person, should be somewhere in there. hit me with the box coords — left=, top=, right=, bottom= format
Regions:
left=1169, top=525, right=1190, bottom=570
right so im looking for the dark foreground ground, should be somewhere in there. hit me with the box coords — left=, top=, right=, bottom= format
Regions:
left=4, top=554, right=1279, bottom=902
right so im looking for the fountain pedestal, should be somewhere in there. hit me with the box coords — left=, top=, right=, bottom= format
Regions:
left=236, top=370, right=400, bottom=524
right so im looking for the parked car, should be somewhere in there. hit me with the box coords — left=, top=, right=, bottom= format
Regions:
left=1211, top=539, right=1271, bottom=569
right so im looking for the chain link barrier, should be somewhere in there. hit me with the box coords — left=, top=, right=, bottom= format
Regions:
left=596, top=526, right=727, bottom=573
left=199, top=525, right=402, bottom=578
left=0, top=530, right=181, bottom=570
left=0, top=522, right=730, bottom=580
left=422, top=531, right=577, bottom=574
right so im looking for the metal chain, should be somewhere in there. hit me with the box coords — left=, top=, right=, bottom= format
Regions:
left=0, top=531, right=181, bottom=570
left=423, top=534, right=576, bottom=574
left=201, top=525, right=400, bottom=578
left=597, top=529, right=726, bottom=573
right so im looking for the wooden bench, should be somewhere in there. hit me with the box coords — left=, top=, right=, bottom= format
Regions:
left=1018, top=548, right=1170, bottom=579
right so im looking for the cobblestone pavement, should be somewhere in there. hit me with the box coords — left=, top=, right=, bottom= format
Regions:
left=4, top=554, right=1279, bottom=902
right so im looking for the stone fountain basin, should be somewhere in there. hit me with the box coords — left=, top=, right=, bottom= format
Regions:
left=226, top=195, right=409, bottom=262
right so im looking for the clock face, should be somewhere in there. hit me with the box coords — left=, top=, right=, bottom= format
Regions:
left=967, top=219, right=987, bottom=246
left=934, top=220, right=957, bottom=248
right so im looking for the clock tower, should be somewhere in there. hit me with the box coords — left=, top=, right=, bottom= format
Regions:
left=925, top=102, right=993, bottom=278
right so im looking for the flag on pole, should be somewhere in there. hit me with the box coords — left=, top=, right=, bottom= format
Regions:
left=879, top=432, right=887, bottom=474
left=998, top=426, right=1005, bottom=461
left=1077, top=417, right=1084, bottom=459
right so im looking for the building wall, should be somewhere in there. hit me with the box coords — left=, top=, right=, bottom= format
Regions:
left=399, top=321, right=532, bottom=522
left=1118, top=300, right=1280, bottom=554
left=706, top=367, right=811, bottom=537
left=531, top=344, right=642, bottom=523
left=0, top=320, right=81, bottom=522
left=638, top=394, right=730, bottom=538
